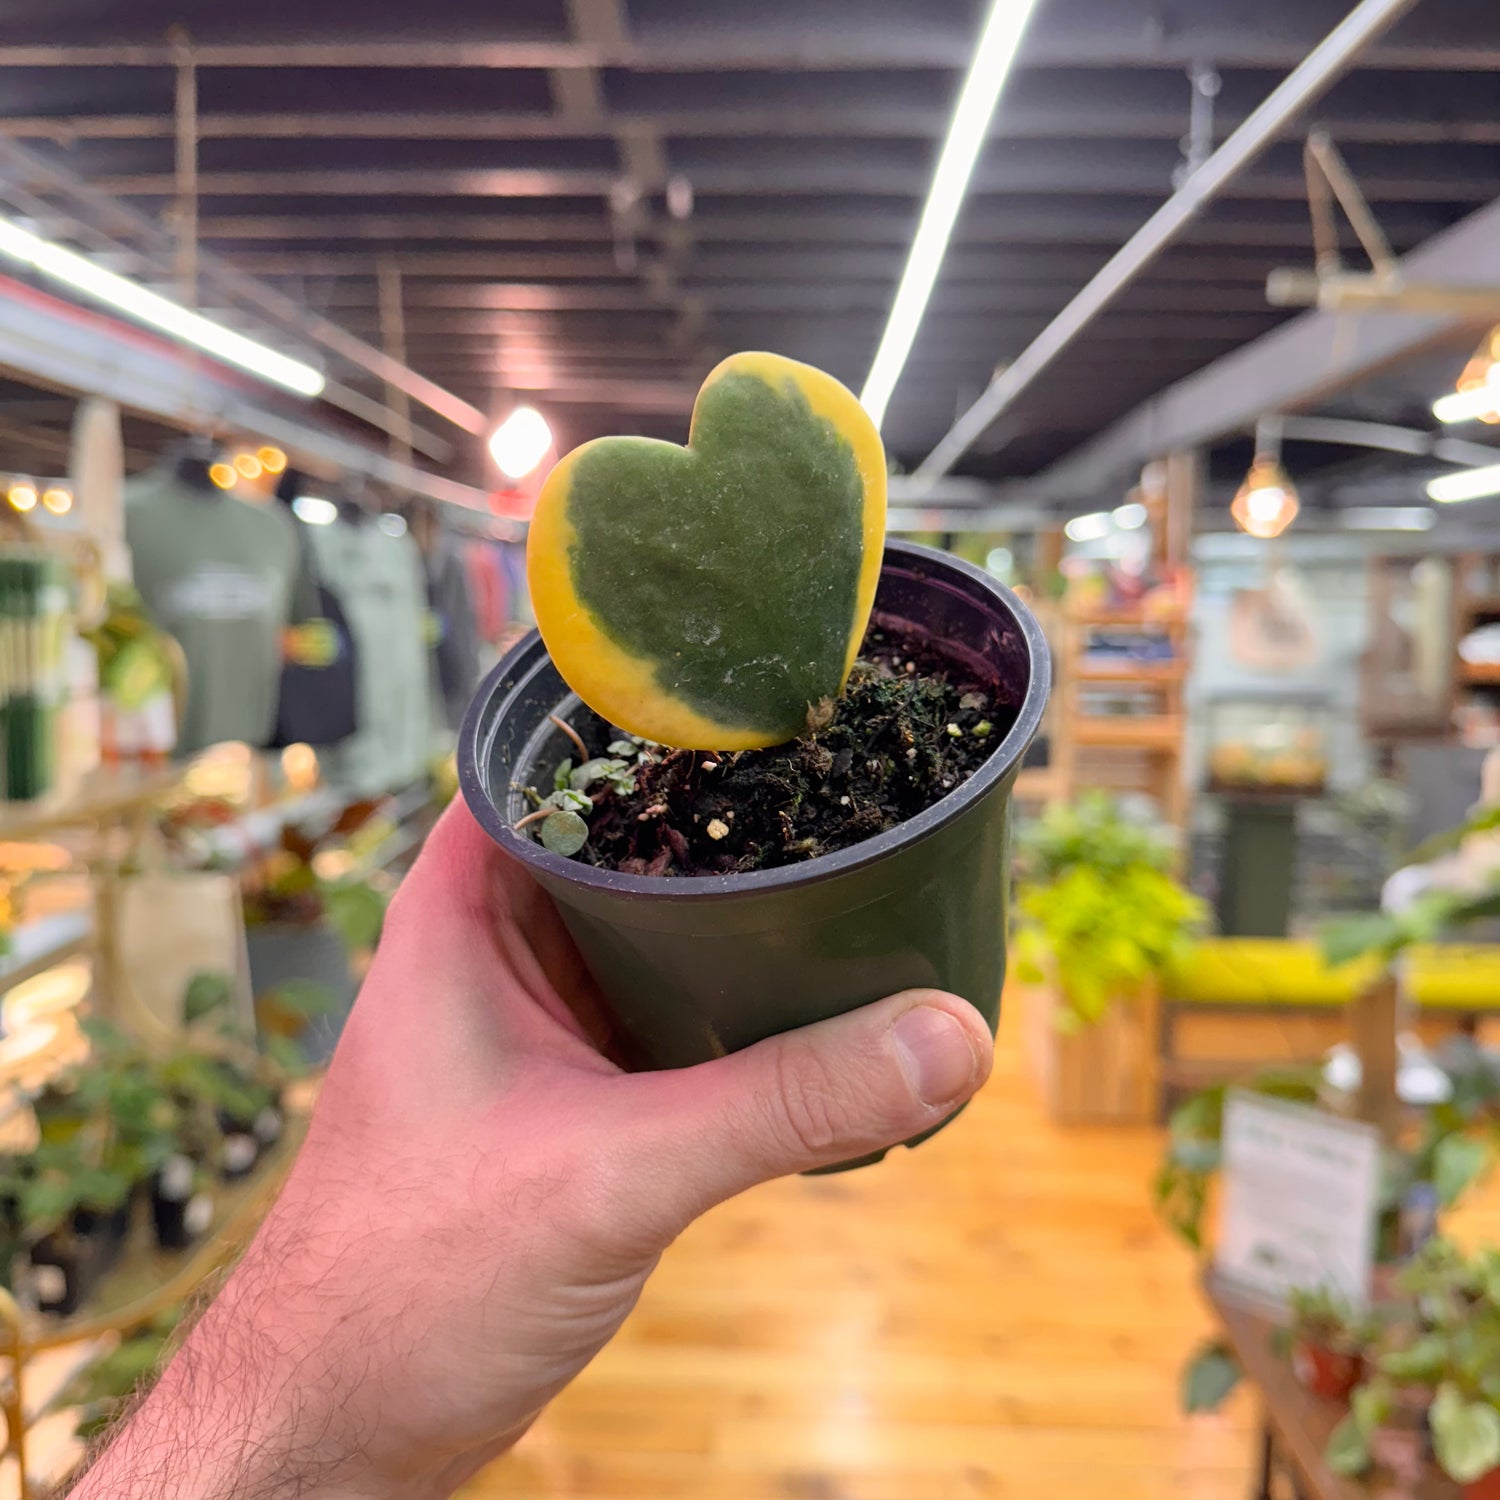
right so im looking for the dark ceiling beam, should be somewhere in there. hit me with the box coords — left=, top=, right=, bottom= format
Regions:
left=96, top=169, right=619, bottom=197
left=8, top=108, right=1500, bottom=148
left=387, top=313, right=1283, bottom=346
left=0, top=22, right=1494, bottom=71
left=95, top=163, right=1494, bottom=203
left=322, top=283, right=1286, bottom=320
left=193, top=204, right=1441, bottom=250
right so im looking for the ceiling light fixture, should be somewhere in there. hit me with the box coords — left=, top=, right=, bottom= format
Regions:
left=7, top=482, right=36, bottom=513
left=1112, top=501, right=1148, bottom=530
left=41, top=487, right=72, bottom=515
left=1064, top=511, right=1112, bottom=543
left=1434, top=327, right=1500, bottom=426
left=1231, top=418, right=1301, bottom=539
left=234, top=452, right=263, bottom=480
left=292, top=495, right=339, bottom=526
left=858, top=0, right=1043, bottom=430
left=0, top=215, right=325, bottom=399
left=208, top=462, right=237, bottom=490
left=488, top=405, right=553, bottom=481
left=1428, top=462, right=1500, bottom=504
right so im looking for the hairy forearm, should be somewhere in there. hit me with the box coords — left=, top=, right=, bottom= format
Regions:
left=69, top=1244, right=366, bottom=1500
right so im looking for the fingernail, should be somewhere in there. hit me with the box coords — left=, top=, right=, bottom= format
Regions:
left=891, top=1006, right=979, bottom=1107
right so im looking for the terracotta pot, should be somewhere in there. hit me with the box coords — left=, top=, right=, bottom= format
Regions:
left=1464, top=1469, right=1500, bottom=1500
left=1291, top=1340, right=1364, bottom=1402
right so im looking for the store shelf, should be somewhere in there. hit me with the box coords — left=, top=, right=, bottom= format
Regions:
left=1013, top=768, right=1062, bottom=802
left=1073, top=715, right=1185, bottom=751
left=1064, top=606, right=1187, bottom=628
left=1074, top=658, right=1187, bottom=684
left=22, top=1115, right=309, bottom=1355
left=0, top=914, right=91, bottom=996
left=0, top=763, right=191, bottom=844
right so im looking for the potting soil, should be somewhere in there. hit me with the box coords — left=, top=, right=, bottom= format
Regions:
left=542, top=620, right=1017, bottom=877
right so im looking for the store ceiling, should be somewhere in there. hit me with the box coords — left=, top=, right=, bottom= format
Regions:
left=0, top=0, right=1498, bottom=497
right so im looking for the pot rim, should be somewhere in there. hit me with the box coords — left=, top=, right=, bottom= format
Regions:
left=460, top=539, right=1049, bottom=902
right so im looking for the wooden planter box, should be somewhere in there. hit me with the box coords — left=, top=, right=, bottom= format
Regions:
left=1019, top=978, right=1162, bottom=1125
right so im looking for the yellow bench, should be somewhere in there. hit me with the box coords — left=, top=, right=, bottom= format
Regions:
left=1157, top=939, right=1500, bottom=1111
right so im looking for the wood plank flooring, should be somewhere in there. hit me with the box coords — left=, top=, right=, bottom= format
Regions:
left=463, top=995, right=1500, bottom=1500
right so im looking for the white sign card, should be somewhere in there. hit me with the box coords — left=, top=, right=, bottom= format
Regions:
left=1216, top=1090, right=1382, bottom=1309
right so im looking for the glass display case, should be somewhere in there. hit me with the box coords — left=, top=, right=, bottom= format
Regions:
left=1203, top=691, right=1331, bottom=796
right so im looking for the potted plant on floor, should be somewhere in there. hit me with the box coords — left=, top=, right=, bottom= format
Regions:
left=1012, top=793, right=1207, bottom=1124
left=460, top=352, right=1048, bottom=1163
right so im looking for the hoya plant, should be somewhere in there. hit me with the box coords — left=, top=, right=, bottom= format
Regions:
left=530, top=351, right=886, bottom=749
left=520, top=351, right=886, bottom=853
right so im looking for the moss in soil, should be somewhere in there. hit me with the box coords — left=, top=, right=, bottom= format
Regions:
left=531, top=621, right=1018, bottom=877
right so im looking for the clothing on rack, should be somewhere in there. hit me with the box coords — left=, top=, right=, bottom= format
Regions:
left=125, top=464, right=313, bottom=755
left=308, top=514, right=433, bottom=796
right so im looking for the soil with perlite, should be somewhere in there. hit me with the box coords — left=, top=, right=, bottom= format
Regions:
left=540, top=618, right=1019, bottom=877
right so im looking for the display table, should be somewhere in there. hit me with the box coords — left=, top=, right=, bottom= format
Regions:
left=1204, top=1272, right=1458, bottom=1500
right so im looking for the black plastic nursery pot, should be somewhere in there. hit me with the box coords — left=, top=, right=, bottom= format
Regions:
left=460, top=540, right=1049, bottom=1164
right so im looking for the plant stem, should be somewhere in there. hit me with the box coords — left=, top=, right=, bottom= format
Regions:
left=548, top=714, right=589, bottom=761
left=513, top=808, right=554, bottom=831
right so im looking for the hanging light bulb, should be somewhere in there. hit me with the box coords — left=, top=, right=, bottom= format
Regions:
left=1434, top=326, right=1500, bottom=426
left=234, top=452, right=264, bottom=480
left=488, top=406, right=553, bottom=481
left=257, top=445, right=287, bottom=474
left=41, top=487, right=73, bottom=515
left=208, top=462, right=237, bottom=490
left=7, top=481, right=37, bottom=512
left=1231, top=418, right=1300, bottom=540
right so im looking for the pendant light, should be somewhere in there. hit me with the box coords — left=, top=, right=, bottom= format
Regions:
left=1433, top=327, right=1500, bottom=426
left=1231, top=418, right=1301, bottom=540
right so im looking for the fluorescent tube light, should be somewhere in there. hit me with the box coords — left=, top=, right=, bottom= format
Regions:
left=1112, top=501, right=1148, bottom=530
left=1428, top=464, right=1500, bottom=503
left=1434, top=384, right=1500, bottom=425
left=858, top=0, right=1042, bottom=430
left=1340, top=506, right=1436, bottom=531
left=0, top=214, right=325, bottom=398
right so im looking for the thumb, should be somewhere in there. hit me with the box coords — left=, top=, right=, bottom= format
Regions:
left=601, top=990, right=993, bottom=1236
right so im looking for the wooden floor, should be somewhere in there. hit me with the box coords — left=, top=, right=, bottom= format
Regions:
left=463, top=998, right=1500, bottom=1500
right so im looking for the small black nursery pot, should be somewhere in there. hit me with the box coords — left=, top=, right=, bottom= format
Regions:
left=460, top=540, right=1049, bottom=1165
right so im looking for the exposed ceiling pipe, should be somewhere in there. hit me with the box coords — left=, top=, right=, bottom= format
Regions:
left=913, top=0, right=1422, bottom=484
left=1276, top=415, right=1500, bottom=468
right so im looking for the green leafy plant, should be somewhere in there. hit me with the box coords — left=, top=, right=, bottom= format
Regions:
left=1285, top=1285, right=1377, bottom=1357
left=1153, top=1069, right=1323, bottom=1253
left=1322, top=800, right=1500, bottom=969
left=1327, top=1240, right=1500, bottom=1485
left=242, top=803, right=390, bottom=956
left=1013, top=794, right=1206, bottom=1028
left=516, top=730, right=648, bottom=856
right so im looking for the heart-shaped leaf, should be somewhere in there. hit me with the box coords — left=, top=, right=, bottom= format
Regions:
left=528, top=351, right=886, bottom=749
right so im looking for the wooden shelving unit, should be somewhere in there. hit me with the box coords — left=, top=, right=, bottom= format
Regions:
left=1050, top=592, right=1193, bottom=829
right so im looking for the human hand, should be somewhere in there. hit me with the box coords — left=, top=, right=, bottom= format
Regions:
left=74, top=800, right=993, bottom=1500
